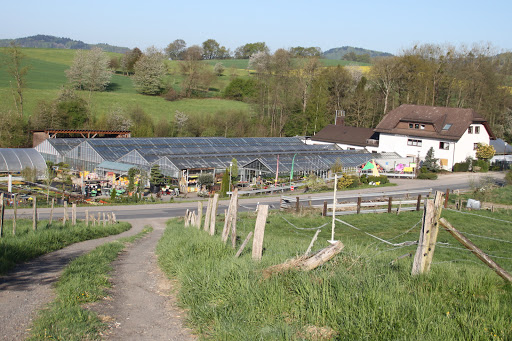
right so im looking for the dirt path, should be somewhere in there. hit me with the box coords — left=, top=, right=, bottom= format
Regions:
left=0, top=222, right=146, bottom=340
left=89, top=219, right=195, bottom=340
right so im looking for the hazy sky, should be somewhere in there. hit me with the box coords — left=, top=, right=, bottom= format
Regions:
left=2, top=0, right=511, bottom=54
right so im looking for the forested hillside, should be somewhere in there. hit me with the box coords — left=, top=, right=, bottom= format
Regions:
left=0, top=43, right=511, bottom=148
left=0, top=35, right=130, bottom=53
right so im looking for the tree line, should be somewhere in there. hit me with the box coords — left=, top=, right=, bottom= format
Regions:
left=0, top=41, right=511, bottom=147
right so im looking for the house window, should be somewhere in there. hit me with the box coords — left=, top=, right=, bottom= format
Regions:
left=474, top=143, right=479, bottom=150
left=409, top=123, right=413, bottom=129
left=415, top=123, right=419, bottom=129
left=439, top=142, right=449, bottom=150
left=420, top=124, right=425, bottom=130
left=475, top=126, right=480, bottom=134
left=468, top=126, right=473, bottom=134
left=407, top=139, right=422, bottom=147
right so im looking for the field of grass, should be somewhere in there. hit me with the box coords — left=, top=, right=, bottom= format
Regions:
left=0, top=219, right=131, bottom=274
left=157, top=207, right=512, bottom=340
left=0, top=48, right=252, bottom=121
left=29, top=225, right=153, bottom=340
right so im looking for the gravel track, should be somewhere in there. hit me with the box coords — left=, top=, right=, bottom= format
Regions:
left=89, top=218, right=195, bottom=340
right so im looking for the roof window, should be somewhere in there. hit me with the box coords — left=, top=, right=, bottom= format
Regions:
left=442, top=124, right=452, bottom=131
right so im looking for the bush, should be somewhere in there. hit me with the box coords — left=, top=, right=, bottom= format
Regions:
left=163, top=87, right=180, bottom=101
left=337, top=174, right=354, bottom=189
left=417, top=172, right=438, bottom=180
left=368, top=175, right=389, bottom=184
left=360, top=174, right=368, bottom=184
left=453, top=162, right=470, bottom=172
left=505, top=170, right=512, bottom=185
left=347, top=175, right=361, bottom=188
left=472, top=159, right=489, bottom=172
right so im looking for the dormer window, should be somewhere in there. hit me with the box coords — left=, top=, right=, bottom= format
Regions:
left=475, top=126, right=480, bottom=134
left=408, top=123, right=425, bottom=129
left=409, top=123, right=413, bottom=128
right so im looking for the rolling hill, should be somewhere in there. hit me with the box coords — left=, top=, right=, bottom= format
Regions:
left=323, top=46, right=392, bottom=60
left=0, top=35, right=130, bottom=54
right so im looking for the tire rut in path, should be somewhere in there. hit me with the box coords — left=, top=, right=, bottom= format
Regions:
left=90, top=218, right=196, bottom=340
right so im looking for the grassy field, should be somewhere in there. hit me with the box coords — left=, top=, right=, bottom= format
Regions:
left=29, top=225, right=153, bottom=340
left=0, top=219, right=131, bottom=274
left=157, top=207, right=512, bottom=340
left=0, top=47, right=370, bottom=123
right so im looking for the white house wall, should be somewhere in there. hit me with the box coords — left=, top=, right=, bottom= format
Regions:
left=377, top=124, right=490, bottom=170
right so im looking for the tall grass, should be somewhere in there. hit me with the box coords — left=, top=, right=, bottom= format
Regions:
left=157, top=210, right=512, bottom=340
left=29, top=226, right=153, bottom=340
left=0, top=219, right=131, bottom=274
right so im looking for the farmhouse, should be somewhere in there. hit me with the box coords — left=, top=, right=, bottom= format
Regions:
left=310, top=105, right=495, bottom=170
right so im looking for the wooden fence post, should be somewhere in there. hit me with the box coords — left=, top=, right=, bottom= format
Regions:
left=231, top=189, right=238, bottom=248
left=12, top=193, right=17, bottom=235
left=103, top=213, right=106, bottom=226
left=72, top=203, right=76, bottom=225
left=439, top=218, right=512, bottom=282
left=49, top=198, right=54, bottom=225
left=279, top=196, right=283, bottom=211
left=63, top=201, right=68, bottom=225
left=209, top=193, right=219, bottom=236
left=197, top=201, right=203, bottom=229
left=356, top=197, right=362, bottom=214
left=411, top=191, right=443, bottom=275
left=204, top=197, right=212, bottom=232
left=416, top=194, right=422, bottom=211
left=184, top=209, right=190, bottom=227
left=387, top=197, right=392, bottom=213
left=322, top=201, right=327, bottom=217
left=0, top=193, right=4, bottom=238
left=252, top=205, right=269, bottom=261
left=444, top=189, right=450, bottom=208
left=296, top=197, right=300, bottom=213
left=85, top=210, right=89, bottom=226
left=32, top=196, right=37, bottom=231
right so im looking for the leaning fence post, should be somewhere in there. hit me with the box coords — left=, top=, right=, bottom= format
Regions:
left=235, top=232, right=253, bottom=258
left=197, top=201, right=203, bottom=229
left=439, top=218, right=512, bottom=283
left=252, top=205, right=269, bottom=261
left=209, top=193, right=219, bottom=236
left=412, top=191, right=443, bottom=275
left=387, top=196, right=392, bottom=213
left=204, top=197, right=212, bottom=232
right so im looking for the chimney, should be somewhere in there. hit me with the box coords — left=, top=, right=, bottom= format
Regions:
left=335, top=110, right=345, bottom=126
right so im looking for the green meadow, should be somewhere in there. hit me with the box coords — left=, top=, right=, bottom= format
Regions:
left=157, top=207, right=512, bottom=340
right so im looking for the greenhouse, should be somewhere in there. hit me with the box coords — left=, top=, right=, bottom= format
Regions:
left=35, top=137, right=402, bottom=181
left=0, top=148, right=48, bottom=175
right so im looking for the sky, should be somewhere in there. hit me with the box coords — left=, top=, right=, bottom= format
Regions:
left=1, top=0, right=511, bottom=55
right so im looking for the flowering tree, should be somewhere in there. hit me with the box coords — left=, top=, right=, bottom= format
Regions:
left=476, top=143, right=495, bottom=160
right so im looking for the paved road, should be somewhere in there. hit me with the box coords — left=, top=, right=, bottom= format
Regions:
left=7, top=172, right=505, bottom=221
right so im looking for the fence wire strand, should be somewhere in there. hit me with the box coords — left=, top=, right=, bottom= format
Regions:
left=334, top=218, right=417, bottom=247
left=445, top=208, right=512, bottom=224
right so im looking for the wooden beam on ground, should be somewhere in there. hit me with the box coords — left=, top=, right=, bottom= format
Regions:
left=411, top=191, right=443, bottom=275
left=252, top=204, right=269, bottom=261
left=439, top=218, right=512, bottom=282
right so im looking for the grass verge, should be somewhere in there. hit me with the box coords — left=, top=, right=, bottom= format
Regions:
left=29, top=225, right=153, bottom=340
left=157, top=209, right=512, bottom=340
left=0, top=220, right=131, bottom=275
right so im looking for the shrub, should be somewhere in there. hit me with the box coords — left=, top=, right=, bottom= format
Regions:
left=360, top=174, right=368, bottom=184
left=368, top=175, right=389, bottom=184
left=347, top=175, right=361, bottom=188
left=417, top=172, right=438, bottom=180
left=453, top=162, right=470, bottom=172
left=472, top=159, right=489, bottom=172
left=163, top=87, right=180, bottom=101
left=506, top=170, right=512, bottom=185
left=337, top=173, right=354, bottom=189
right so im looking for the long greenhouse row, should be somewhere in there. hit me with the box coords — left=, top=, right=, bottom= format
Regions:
left=35, top=137, right=403, bottom=180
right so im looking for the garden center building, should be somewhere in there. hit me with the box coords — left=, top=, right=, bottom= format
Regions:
left=34, top=136, right=402, bottom=183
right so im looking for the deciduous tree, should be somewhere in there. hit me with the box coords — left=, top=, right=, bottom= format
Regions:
left=66, top=47, right=112, bottom=91
left=165, top=39, right=186, bottom=60
left=4, top=42, right=30, bottom=116
left=132, top=46, right=166, bottom=95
